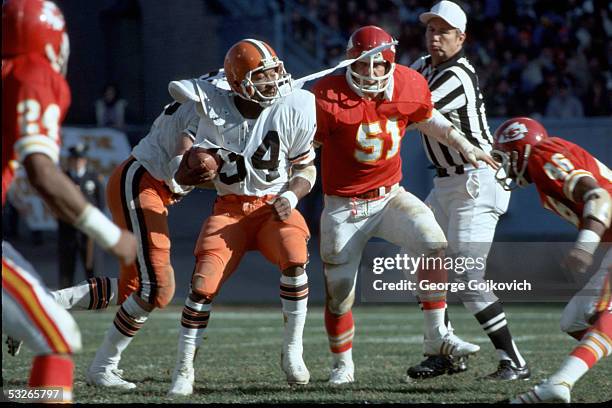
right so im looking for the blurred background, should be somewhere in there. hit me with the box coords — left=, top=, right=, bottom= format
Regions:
left=3, top=0, right=611, bottom=304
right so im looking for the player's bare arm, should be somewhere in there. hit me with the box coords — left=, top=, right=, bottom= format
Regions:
left=272, top=161, right=316, bottom=221
left=414, top=109, right=499, bottom=169
left=562, top=176, right=611, bottom=273
left=23, top=153, right=137, bottom=266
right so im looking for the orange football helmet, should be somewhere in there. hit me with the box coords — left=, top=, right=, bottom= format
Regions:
left=223, top=39, right=292, bottom=106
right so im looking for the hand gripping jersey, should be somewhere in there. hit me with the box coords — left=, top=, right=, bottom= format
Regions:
left=528, top=137, right=612, bottom=240
left=193, top=76, right=317, bottom=197
left=131, top=100, right=199, bottom=194
left=313, top=64, right=433, bottom=196
left=2, top=53, right=71, bottom=205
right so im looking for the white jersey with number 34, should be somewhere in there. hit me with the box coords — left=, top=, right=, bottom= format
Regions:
left=193, top=77, right=317, bottom=197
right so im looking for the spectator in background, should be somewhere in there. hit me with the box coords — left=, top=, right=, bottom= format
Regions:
left=95, top=83, right=127, bottom=128
left=57, top=143, right=105, bottom=287
left=584, top=75, right=612, bottom=116
left=545, top=80, right=585, bottom=118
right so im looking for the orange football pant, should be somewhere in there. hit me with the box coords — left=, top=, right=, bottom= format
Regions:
left=107, top=157, right=180, bottom=308
left=192, top=194, right=310, bottom=299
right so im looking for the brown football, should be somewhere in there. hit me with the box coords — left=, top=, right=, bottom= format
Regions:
left=187, top=147, right=221, bottom=172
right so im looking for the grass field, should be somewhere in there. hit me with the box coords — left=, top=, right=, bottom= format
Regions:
left=2, top=304, right=611, bottom=404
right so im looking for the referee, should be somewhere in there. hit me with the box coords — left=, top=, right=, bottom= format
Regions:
left=407, top=1, right=529, bottom=381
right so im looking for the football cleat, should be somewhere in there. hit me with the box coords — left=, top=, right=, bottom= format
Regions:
left=281, top=352, right=310, bottom=385
left=6, top=336, right=23, bottom=356
left=487, top=360, right=530, bottom=381
left=168, top=364, right=195, bottom=396
left=406, top=355, right=468, bottom=380
left=86, top=367, right=136, bottom=390
left=423, top=333, right=480, bottom=357
left=509, top=379, right=571, bottom=404
left=328, top=361, right=355, bottom=385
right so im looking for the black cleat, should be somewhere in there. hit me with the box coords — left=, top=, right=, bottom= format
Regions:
left=407, top=355, right=468, bottom=380
left=6, top=336, right=22, bottom=356
left=487, top=360, right=531, bottom=381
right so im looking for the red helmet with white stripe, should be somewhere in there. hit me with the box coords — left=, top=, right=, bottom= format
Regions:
left=346, top=25, right=397, bottom=94
left=2, top=0, right=70, bottom=75
left=492, top=117, right=549, bottom=190
left=223, top=39, right=292, bottom=107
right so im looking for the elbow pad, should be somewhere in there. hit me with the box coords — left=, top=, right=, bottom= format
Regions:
left=583, top=187, right=611, bottom=228
left=291, top=164, right=317, bottom=191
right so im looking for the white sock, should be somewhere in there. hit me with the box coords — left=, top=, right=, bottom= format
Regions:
left=332, top=349, right=353, bottom=367
left=423, top=308, right=447, bottom=340
left=90, top=294, right=149, bottom=370
left=176, top=293, right=212, bottom=368
left=549, top=355, right=590, bottom=387
left=52, top=277, right=118, bottom=310
left=279, top=273, right=308, bottom=355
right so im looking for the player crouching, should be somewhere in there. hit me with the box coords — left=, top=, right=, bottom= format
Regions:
left=492, top=117, right=611, bottom=403
left=166, top=39, right=317, bottom=396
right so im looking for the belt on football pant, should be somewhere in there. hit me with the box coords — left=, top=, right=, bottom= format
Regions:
left=354, top=184, right=395, bottom=200
left=435, top=165, right=465, bottom=178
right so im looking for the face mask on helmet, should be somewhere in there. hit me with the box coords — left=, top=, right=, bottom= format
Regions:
left=492, top=145, right=532, bottom=191
left=239, top=59, right=292, bottom=107
left=346, top=53, right=395, bottom=94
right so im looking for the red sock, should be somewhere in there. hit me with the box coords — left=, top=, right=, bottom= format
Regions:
left=325, top=306, right=354, bottom=353
left=570, top=312, right=612, bottom=368
left=29, top=354, right=74, bottom=402
left=417, top=263, right=447, bottom=310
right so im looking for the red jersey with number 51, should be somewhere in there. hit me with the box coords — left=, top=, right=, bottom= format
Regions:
left=527, top=137, right=612, bottom=240
left=2, top=53, right=71, bottom=205
left=313, top=64, right=433, bottom=196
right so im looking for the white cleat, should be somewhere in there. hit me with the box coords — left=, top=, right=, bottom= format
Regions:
left=168, top=364, right=195, bottom=396
left=86, top=367, right=136, bottom=390
left=50, top=288, right=72, bottom=309
left=281, top=352, right=310, bottom=385
left=424, top=333, right=480, bottom=357
left=328, top=361, right=355, bottom=385
left=510, top=379, right=571, bottom=404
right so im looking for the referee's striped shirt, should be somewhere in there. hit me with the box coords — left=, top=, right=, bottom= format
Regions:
left=410, top=50, right=493, bottom=169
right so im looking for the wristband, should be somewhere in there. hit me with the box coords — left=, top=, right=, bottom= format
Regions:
left=574, top=229, right=601, bottom=255
left=74, top=204, right=121, bottom=250
left=280, top=191, right=299, bottom=209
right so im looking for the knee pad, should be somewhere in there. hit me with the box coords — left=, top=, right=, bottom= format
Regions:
left=325, top=277, right=356, bottom=315
left=191, top=274, right=220, bottom=302
left=560, top=298, right=592, bottom=334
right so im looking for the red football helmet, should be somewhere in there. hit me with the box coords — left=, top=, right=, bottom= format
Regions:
left=492, top=117, right=549, bottom=190
left=224, top=38, right=292, bottom=107
left=346, top=25, right=397, bottom=95
left=2, top=0, right=70, bottom=75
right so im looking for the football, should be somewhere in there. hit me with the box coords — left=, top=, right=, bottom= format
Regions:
left=187, top=147, right=221, bottom=172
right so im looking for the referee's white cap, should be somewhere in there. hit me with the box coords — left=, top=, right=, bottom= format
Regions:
left=419, top=1, right=467, bottom=33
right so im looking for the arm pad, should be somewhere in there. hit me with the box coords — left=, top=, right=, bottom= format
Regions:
left=291, top=164, right=317, bottom=191
left=414, top=109, right=475, bottom=156
left=583, top=187, right=611, bottom=228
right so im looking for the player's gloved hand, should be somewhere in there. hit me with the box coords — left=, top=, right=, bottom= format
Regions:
left=466, top=147, right=500, bottom=170
left=109, top=230, right=138, bottom=266
left=175, top=150, right=217, bottom=185
left=271, top=196, right=293, bottom=221
left=561, top=247, right=594, bottom=274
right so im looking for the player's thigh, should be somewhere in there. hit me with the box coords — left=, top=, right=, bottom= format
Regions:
left=256, top=209, right=310, bottom=270
left=561, top=250, right=612, bottom=333
left=375, top=188, right=447, bottom=255
left=2, top=254, right=81, bottom=354
left=320, top=195, right=370, bottom=265
left=192, top=213, right=248, bottom=298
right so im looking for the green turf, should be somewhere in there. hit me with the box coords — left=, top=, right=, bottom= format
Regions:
left=2, top=304, right=611, bottom=403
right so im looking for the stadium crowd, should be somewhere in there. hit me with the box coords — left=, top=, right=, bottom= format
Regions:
left=284, top=0, right=612, bottom=118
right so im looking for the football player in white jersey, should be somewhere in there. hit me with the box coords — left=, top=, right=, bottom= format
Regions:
left=167, top=39, right=317, bottom=395
left=49, top=90, right=219, bottom=389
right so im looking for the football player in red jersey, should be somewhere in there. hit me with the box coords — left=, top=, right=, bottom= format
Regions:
left=312, top=25, right=498, bottom=384
left=492, top=117, right=611, bottom=403
left=2, top=0, right=137, bottom=401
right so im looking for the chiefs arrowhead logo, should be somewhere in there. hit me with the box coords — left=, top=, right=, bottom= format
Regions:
left=497, top=121, right=528, bottom=144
